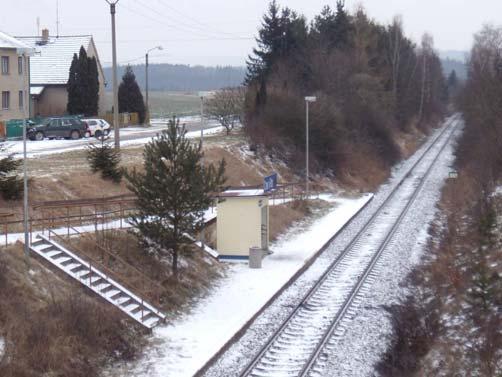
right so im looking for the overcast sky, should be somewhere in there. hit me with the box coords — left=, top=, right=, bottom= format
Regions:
left=2, top=0, right=501, bottom=67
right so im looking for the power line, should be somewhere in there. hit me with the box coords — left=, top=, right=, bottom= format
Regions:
left=120, top=1, right=223, bottom=40
left=154, top=0, right=244, bottom=39
left=96, top=36, right=253, bottom=44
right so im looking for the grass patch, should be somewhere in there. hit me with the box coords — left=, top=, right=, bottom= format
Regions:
left=0, top=244, right=143, bottom=377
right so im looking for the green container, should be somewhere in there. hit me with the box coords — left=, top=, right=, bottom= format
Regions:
left=6, top=119, right=24, bottom=138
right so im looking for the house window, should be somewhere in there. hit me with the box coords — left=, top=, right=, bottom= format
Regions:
left=2, top=91, right=10, bottom=110
left=1, top=56, right=9, bottom=75
left=18, top=56, right=23, bottom=74
left=19, top=91, right=23, bottom=109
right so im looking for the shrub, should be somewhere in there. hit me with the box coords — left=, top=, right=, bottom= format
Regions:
left=86, top=140, right=123, bottom=183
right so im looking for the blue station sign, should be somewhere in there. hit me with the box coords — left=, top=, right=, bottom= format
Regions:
left=264, top=173, right=278, bottom=193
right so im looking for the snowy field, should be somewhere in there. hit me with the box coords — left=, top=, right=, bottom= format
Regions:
left=202, top=115, right=461, bottom=377
left=106, top=193, right=373, bottom=377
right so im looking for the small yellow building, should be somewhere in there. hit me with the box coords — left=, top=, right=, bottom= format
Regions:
left=216, top=189, right=269, bottom=261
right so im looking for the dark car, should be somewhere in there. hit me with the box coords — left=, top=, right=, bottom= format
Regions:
left=27, top=116, right=89, bottom=141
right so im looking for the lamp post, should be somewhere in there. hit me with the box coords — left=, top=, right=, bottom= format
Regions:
left=305, top=96, right=317, bottom=200
left=198, top=91, right=208, bottom=248
left=145, top=46, right=162, bottom=125
left=105, top=0, right=120, bottom=149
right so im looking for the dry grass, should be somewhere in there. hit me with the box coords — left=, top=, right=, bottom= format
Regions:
left=70, top=230, right=225, bottom=315
left=269, top=201, right=310, bottom=241
left=0, top=243, right=143, bottom=377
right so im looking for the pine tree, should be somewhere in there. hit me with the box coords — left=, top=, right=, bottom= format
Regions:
left=118, top=65, right=146, bottom=124
left=311, top=5, right=337, bottom=49
left=66, top=53, right=79, bottom=114
left=0, top=143, right=22, bottom=200
left=86, top=139, right=122, bottom=183
left=333, top=0, right=353, bottom=50
left=77, top=46, right=89, bottom=114
left=126, top=116, right=226, bottom=275
left=66, top=46, right=100, bottom=116
left=245, top=0, right=283, bottom=84
left=88, top=57, right=100, bottom=116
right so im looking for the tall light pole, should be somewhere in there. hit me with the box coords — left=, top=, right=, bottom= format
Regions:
left=21, top=53, right=30, bottom=258
left=145, top=46, right=162, bottom=125
left=106, top=0, right=120, bottom=149
left=305, top=96, right=317, bottom=200
left=198, top=91, right=207, bottom=248
left=16, top=46, right=35, bottom=258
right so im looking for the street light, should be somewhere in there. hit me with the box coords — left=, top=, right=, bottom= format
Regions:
left=16, top=43, right=35, bottom=259
left=105, top=0, right=120, bottom=149
left=305, top=96, right=317, bottom=199
left=145, top=46, right=163, bottom=125
left=197, top=91, right=211, bottom=249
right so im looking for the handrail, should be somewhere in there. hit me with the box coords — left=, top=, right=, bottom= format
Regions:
left=47, top=228, right=162, bottom=306
left=67, top=225, right=164, bottom=293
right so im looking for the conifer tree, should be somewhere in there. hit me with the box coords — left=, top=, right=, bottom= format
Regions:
left=118, top=65, right=146, bottom=124
left=77, top=46, right=89, bottom=113
left=88, top=57, right=100, bottom=116
left=66, top=53, right=79, bottom=114
left=0, top=143, right=22, bottom=200
left=246, top=0, right=283, bottom=83
left=126, top=116, right=226, bottom=275
left=86, top=139, right=122, bottom=183
left=311, top=5, right=337, bottom=49
left=333, top=1, right=353, bottom=50
left=66, top=46, right=100, bottom=116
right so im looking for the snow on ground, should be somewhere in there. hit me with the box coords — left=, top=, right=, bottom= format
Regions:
left=119, top=126, right=225, bottom=149
left=1, top=117, right=223, bottom=158
left=321, top=123, right=461, bottom=376
left=0, top=337, right=4, bottom=360
left=106, top=193, right=373, bottom=377
left=202, top=115, right=460, bottom=377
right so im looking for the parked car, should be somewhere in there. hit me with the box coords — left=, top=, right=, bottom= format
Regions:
left=82, top=118, right=111, bottom=139
left=27, top=116, right=89, bottom=141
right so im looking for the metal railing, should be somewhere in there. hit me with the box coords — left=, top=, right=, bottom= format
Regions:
left=47, top=227, right=164, bottom=312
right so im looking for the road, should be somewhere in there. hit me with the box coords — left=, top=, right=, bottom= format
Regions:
left=2, top=116, right=220, bottom=158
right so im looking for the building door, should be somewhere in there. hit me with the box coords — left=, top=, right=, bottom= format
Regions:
left=261, top=205, right=268, bottom=251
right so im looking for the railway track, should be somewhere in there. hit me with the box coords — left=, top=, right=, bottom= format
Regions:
left=238, top=116, right=460, bottom=377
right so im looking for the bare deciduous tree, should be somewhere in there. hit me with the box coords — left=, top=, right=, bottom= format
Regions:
left=206, top=87, right=245, bottom=135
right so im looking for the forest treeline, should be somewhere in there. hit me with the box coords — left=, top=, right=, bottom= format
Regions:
left=244, top=1, right=447, bottom=187
left=103, top=64, right=246, bottom=92
left=377, top=24, right=502, bottom=375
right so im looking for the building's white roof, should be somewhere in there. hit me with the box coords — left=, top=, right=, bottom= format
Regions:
left=30, top=86, right=45, bottom=96
left=220, top=189, right=268, bottom=198
left=0, top=30, right=34, bottom=53
left=16, top=35, right=92, bottom=85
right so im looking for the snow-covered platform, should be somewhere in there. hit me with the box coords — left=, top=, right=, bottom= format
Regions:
left=108, top=193, right=373, bottom=377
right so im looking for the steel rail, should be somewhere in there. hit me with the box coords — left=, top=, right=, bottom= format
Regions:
left=299, top=119, right=459, bottom=377
left=238, top=115, right=459, bottom=377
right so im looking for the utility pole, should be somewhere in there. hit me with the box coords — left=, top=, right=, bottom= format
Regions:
left=145, top=46, right=162, bottom=125
left=106, top=0, right=120, bottom=149
left=305, top=96, right=317, bottom=200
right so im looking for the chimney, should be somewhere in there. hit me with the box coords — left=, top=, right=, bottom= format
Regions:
left=42, top=29, right=49, bottom=41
